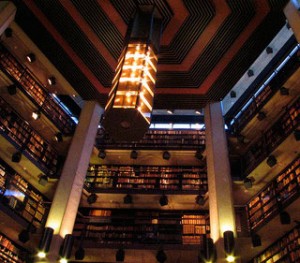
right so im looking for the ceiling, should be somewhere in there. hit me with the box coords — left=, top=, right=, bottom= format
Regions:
left=11, top=0, right=289, bottom=110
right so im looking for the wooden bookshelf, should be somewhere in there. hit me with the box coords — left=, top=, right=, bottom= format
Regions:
left=246, top=157, right=300, bottom=231
left=0, top=158, right=48, bottom=225
left=243, top=97, right=300, bottom=176
left=0, top=232, right=26, bottom=263
left=85, top=164, right=208, bottom=193
left=250, top=225, right=300, bottom=263
left=74, top=209, right=209, bottom=246
left=0, top=43, right=76, bottom=135
left=0, top=96, right=59, bottom=175
left=96, top=129, right=206, bottom=150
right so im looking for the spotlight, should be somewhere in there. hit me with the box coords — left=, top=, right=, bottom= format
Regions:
left=280, top=86, right=289, bottom=96
left=251, top=234, right=262, bottom=247
left=38, top=174, right=48, bottom=186
left=280, top=211, right=291, bottom=225
left=195, top=150, right=203, bottom=160
left=266, top=46, right=273, bottom=54
left=7, top=84, right=17, bottom=95
left=124, top=194, right=132, bottom=204
left=116, top=248, right=125, bottom=262
left=156, top=250, right=167, bottom=263
left=159, top=195, right=168, bottom=207
left=38, top=227, right=54, bottom=255
left=195, top=195, right=205, bottom=205
left=244, top=178, right=252, bottom=189
left=195, top=109, right=202, bottom=115
left=230, top=91, right=236, bottom=98
left=98, top=149, right=106, bottom=159
left=12, top=151, right=22, bottom=163
left=226, top=255, right=235, bottom=262
left=54, top=132, right=63, bottom=142
left=60, top=234, right=74, bottom=260
left=257, top=111, right=266, bottom=121
left=223, top=230, right=234, bottom=254
left=266, top=155, right=277, bottom=168
left=4, top=27, right=12, bottom=37
left=18, top=229, right=30, bottom=243
left=162, top=151, right=170, bottom=160
left=87, top=193, right=97, bottom=204
left=130, top=150, right=138, bottom=159
left=26, top=53, right=36, bottom=63
left=75, top=246, right=85, bottom=260
left=294, top=130, right=300, bottom=141
left=47, top=76, right=56, bottom=86
left=167, top=109, right=174, bottom=114
left=247, top=69, right=254, bottom=77
left=32, top=110, right=41, bottom=120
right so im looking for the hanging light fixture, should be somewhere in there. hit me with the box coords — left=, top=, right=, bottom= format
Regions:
left=102, top=5, right=162, bottom=141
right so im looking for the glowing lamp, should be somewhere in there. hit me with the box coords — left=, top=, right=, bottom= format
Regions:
left=102, top=6, right=162, bottom=141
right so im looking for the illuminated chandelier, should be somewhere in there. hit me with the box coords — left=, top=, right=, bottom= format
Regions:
left=102, top=5, right=162, bottom=141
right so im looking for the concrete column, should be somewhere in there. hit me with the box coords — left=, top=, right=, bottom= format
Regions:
left=36, top=101, right=103, bottom=262
left=0, top=2, right=16, bottom=36
left=284, top=1, right=300, bottom=43
left=205, top=102, right=236, bottom=263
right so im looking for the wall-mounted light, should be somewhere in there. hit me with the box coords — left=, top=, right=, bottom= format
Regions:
left=102, top=6, right=162, bottom=141
left=32, top=110, right=41, bottom=120
left=162, top=151, right=170, bottom=160
left=7, top=84, right=17, bottom=95
left=59, top=234, right=74, bottom=262
left=75, top=246, right=85, bottom=260
left=54, top=132, right=63, bottom=142
left=87, top=193, right=97, bottom=204
left=98, top=149, right=106, bottom=159
left=266, top=155, right=277, bottom=168
left=12, top=151, right=22, bottom=163
left=38, top=174, right=48, bottom=186
left=130, top=150, right=138, bottom=159
left=38, top=227, right=54, bottom=258
left=167, top=109, right=174, bottom=114
left=156, top=249, right=167, bottom=263
left=26, top=53, right=36, bottom=63
left=124, top=194, right=133, bottom=204
left=223, top=230, right=235, bottom=261
left=195, top=194, right=205, bottom=205
left=159, top=195, right=168, bottom=207
left=47, top=76, right=56, bottom=86
left=116, top=248, right=125, bottom=262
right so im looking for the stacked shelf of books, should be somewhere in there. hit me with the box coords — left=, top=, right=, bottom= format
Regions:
left=247, top=157, right=300, bottom=230
left=74, top=209, right=209, bottom=246
left=250, top=225, right=300, bottom=263
left=0, top=43, right=76, bottom=135
left=96, top=129, right=205, bottom=150
left=0, top=232, right=26, bottom=263
left=243, top=97, right=300, bottom=176
left=0, top=158, right=48, bottom=225
left=0, top=96, right=59, bottom=175
left=85, top=164, right=207, bottom=193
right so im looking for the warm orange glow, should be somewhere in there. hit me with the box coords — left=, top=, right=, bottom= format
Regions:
left=105, top=43, right=158, bottom=124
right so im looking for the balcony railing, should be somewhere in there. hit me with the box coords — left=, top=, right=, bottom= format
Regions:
left=85, top=164, right=208, bottom=194
left=0, top=96, right=60, bottom=176
left=242, top=97, right=300, bottom=176
left=0, top=44, right=76, bottom=135
left=0, top=157, right=49, bottom=226
left=246, top=156, right=300, bottom=231
left=96, top=129, right=206, bottom=150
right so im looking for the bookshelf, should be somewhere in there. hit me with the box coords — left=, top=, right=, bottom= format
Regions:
left=96, top=129, right=205, bottom=150
left=85, top=164, right=208, bottom=193
left=0, top=43, right=76, bottom=135
left=0, top=232, right=26, bottom=263
left=0, top=96, right=59, bottom=175
left=74, top=209, right=209, bottom=246
left=246, top=157, right=300, bottom=231
left=0, top=158, right=48, bottom=225
left=243, top=97, right=300, bottom=176
left=250, top=225, right=300, bottom=263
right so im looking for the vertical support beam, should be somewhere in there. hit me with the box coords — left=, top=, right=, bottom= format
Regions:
left=284, top=1, right=300, bottom=43
left=37, top=101, right=102, bottom=263
left=205, top=102, right=236, bottom=262
left=0, top=2, right=16, bottom=36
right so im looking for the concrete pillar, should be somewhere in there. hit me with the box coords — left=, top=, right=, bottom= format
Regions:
left=0, top=2, right=16, bottom=36
left=36, top=101, right=103, bottom=262
left=284, top=1, right=300, bottom=43
left=205, top=102, right=236, bottom=263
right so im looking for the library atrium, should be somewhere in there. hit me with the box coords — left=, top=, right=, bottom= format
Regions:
left=0, top=1, right=300, bottom=263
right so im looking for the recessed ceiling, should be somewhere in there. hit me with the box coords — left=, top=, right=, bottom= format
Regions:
left=11, top=0, right=289, bottom=109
